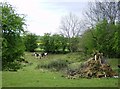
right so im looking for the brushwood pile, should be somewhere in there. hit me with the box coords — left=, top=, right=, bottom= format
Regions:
left=64, top=52, right=118, bottom=79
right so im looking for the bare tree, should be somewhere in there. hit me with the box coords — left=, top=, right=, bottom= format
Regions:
left=60, top=13, right=83, bottom=38
left=59, top=13, right=84, bottom=52
left=84, top=0, right=119, bottom=27
left=83, top=0, right=120, bottom=45
left=117, top=1, right=120, bottom=23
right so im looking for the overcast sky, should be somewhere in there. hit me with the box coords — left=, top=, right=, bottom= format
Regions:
left=3, top=0, right=95, bottom=36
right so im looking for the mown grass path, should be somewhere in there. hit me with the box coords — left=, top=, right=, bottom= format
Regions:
left=2, top=52, right=119, bottom=87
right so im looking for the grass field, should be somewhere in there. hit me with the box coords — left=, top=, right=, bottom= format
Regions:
left=2, top=52, right=119, bottom=87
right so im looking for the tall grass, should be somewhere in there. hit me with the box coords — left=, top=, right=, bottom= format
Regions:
left=37, top=59, right=70, bottom=71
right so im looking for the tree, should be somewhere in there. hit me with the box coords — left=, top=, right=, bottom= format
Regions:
left=59, top=35, right=68, bottom=53
left=51, top=34, right=68, bottom=53
left=2, top=2, right=26, bottom=70
left=93, top=20, right=120, bottom=57
left=79, top=29, right=95, bottom=55
left=112, top=23, right=120, bottom=57
left=24, top=32, right=38, bottom=52
left=41, top=33, right=51, bottom=52
left=59, top=13, right=83, bottom=52
left=51, top=34, right=63, bottom=53
left=81, top=0, right=120, bottom=58
left=85, top=0, right=119, bottom=26
left=118, top=1, right=120, bottom=22
left=41, top=33, right=68, bottom=53
left=0, top=3, right=2, bottom=70
left=80, top=19, right=120, bottom=58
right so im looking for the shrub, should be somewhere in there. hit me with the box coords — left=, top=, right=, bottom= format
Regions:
left=3, top=62, right=22, bottom=71
left=37, top=59, right=69, bottom=71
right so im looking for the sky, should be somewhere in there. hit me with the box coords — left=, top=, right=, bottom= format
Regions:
left=3, top=0, right=95, bottom=36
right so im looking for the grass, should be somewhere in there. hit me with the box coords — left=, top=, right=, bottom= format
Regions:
left=0, top=71, right=2, bottom=88
left=2, top=71, right=118, bottom=87
left=2, top=52, right=119, bottom=87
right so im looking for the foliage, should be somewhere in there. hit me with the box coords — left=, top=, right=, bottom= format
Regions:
left=68, top=37, right=80, bottom=52
left=112, top=23, right=120, bottom=57
left=2, top=2, right=26, bottom=70
left=80, top=19, right=120, bottom=58
left=40, top=33, right=52, bottom=52
left=38, top=59, right=69, bottom=71
left=83, top=0, right=120, bottom=58
left=3, top=61, right=21, bottom=71
left=93, top=20, right=120, bottom=57
left=24, top=33, right=38, bottom=52
left=79, top=30, right=95, bottom=55
left=41, top=33, right=69, bottom=53
left=40, top=33, right=80, bottom=53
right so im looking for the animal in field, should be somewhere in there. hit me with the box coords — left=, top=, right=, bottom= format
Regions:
left=32, top=52, right=48, bottom=59
left=32, top=52, right=42, bottom=59
left=41, top=52, right=48, bottom=57
left=32, top=52, right=36, bottom=56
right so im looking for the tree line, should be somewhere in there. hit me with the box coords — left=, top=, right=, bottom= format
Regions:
left=24, top=33, right=80, bottom=53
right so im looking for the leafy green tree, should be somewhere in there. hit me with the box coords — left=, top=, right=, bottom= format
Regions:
left=59, top=35, right=68, bottom=53
left=112, top=23, right=120, bottom=57
left=52, top=34, right=67, bottom=53
left=24, top=33, right=38, bottom=52
left=79, top=29, right=95, bottom=55
left=70, top=37, right=80, bottom=52
left=2, top=2, right=26, bottom=70
left=41, top=33, right=68, bottom=53
left=82, top=0, right=120, bottom=58
left=92, top=20, right=119, bottom=57
left=80, top=19, right=120, bottom=58
left=41, top=33, right=51, bottom=52
left=41, top=33, right=61, bottom=53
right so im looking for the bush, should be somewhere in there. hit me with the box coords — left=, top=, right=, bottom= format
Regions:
left=37, top=59, right=69, bottom=71
left=3, top=62, right=22, bottom=71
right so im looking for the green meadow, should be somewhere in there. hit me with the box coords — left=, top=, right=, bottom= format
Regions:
left=2, top=52, right=119, bottom=87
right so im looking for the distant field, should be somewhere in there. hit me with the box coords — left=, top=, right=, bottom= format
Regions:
left=2, top=52, right=119, bottom=87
